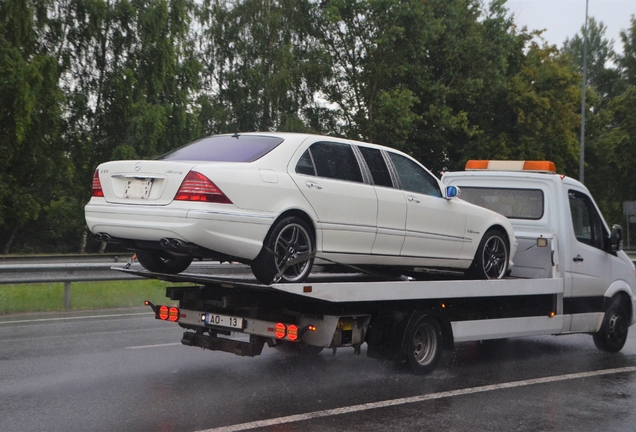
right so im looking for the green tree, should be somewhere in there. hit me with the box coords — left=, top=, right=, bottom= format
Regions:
left=563, top=17, right=624, bottom=108
left=196, top=0, right=330, bottom=134
left=0, top=0, right=66, bottom=253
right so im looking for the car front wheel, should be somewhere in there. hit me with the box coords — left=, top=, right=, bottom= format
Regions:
left=468, top=229, right=509, bottom=279
left=251, top=216, right=315, bottom=284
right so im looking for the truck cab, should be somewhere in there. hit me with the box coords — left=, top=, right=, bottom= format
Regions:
left=442, top=160, right=636, bottom=339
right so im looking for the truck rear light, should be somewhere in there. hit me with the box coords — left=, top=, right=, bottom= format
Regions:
left=92, top=169, right=104, bottom=197
left=287, top=325, right=298, bottom=341
left=274, top=322, right=286, bottom=339
left=156, top=305, right=180, bottom=322
left=175, top=171, right=232, bottom=204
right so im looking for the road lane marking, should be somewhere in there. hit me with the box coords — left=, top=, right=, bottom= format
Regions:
left=126, top=342, right=182, bottom=349
left=0, top=312, right=153, bottom=325
left=198, top=366, right=636, bottom=432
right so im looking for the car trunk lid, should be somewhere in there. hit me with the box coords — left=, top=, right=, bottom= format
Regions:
left=97, top=160, right=197, bottom=205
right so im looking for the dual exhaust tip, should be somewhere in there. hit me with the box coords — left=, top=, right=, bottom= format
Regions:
left=160, top=237, right=184, bottom=250
left=94, top=233, right=111, bottom=242
left=94, top=233, right=187, bottom=251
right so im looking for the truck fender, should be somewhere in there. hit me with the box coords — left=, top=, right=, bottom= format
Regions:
left=603, top=281, right=636, bottom=326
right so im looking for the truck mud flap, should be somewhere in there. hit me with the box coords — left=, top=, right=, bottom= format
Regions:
left=181, top=332, right=265, bottom=357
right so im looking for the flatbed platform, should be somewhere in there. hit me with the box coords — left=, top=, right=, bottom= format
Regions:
left=114, top=266, right=563, bottom=303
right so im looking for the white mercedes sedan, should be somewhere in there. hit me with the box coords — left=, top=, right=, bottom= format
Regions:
left=85, top=132, right=517, bottom=284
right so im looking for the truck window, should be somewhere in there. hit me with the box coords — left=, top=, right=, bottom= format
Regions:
left=568, top=190, right=606, bottom=250
left=458, top=187, right=544, bottom=220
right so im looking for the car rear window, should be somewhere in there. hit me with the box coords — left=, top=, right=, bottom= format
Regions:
left=157, top=135, right=284, bottom=162
left=459, top=187, right=544, bottom=220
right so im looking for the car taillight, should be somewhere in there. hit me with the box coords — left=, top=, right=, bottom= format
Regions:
left=175, top=171, right=232, bottom=204
left=92, top=169, right=104, bottom=197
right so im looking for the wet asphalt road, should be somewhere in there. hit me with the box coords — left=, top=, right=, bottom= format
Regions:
left=2, top=309, right=636, bottom=432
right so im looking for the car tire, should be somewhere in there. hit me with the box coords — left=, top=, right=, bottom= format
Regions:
left=403, top=313, right=443, bottom=375
left=251, top=216, right=315, bottom=284
left=136, top=250, right=193, bottom=274
left=593, top=299, right=629, bottom=353
left=468, top=229, right=509, bottom=279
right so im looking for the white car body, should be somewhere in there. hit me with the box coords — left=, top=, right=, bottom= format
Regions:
left=85, top=132, right=517, bottom=282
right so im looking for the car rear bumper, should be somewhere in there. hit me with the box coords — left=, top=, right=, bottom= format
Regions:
left=85, top=202, right=275, bottom=260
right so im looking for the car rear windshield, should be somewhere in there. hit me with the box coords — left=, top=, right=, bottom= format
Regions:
left=458, top=187, right=544, bottom=220
left=157, top=135, right=284, bottom=162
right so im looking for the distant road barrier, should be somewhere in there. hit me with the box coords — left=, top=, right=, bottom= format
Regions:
left=0, top=255, right=250, bottom=309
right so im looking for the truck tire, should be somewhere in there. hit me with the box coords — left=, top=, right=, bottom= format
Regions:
left=593, top=300, right=629, bottom=353
left=251, top=216, right=315, bottom=284
left=404, top=313, right=443, bottom=375
left=136, top=250, right=193, bottom=274
left=468, top=229, right=509, bottom=279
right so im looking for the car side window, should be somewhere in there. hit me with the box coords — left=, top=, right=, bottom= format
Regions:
left=358, top=146, right=393, bottom=187
left=387, top=152, right=441, bottom=197
left=297, top=142, right=363, bottom=183
left=568, top=189, right=606, bottom=250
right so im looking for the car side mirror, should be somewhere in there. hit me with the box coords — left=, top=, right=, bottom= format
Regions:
left=610, top=224, right=623, bottom=252
left=445, top=185, right=460, bottom=200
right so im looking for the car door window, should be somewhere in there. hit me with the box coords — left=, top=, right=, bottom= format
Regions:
left=568, top=189, right=606, bottom=250
left=358, top=146, right=393, bottom=187
left=296, top=142, right=363, bottom=183
left=387, top=152, right=441, bottom=197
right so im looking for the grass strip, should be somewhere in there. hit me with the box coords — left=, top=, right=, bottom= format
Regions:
left=0, top=279, right=175, bottom=315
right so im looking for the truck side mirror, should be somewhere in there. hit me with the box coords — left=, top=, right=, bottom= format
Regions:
left=445, top=185, right=460, bottom=200
left=610, top=224, right=623, bottom=252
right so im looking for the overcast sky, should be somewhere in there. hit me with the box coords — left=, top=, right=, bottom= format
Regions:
left=491, top=0, right=636, bottom=52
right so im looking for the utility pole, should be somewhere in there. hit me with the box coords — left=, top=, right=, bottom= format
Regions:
left=579, top=0, right=589, bottom=184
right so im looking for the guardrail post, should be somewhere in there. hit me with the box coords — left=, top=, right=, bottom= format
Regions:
left=64, top=281, right=71, bottom=309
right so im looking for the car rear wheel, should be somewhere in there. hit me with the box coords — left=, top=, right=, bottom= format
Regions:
left=136, top=250, right=193, bottom=274
left=251, top=216, right=315, bottom=284
left=468, top=229, right=509, bottom=279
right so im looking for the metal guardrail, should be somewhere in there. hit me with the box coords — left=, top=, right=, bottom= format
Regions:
left=0, top=256, right=251, bottom=309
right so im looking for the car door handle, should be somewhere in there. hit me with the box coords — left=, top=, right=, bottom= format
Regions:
left=573, top=255, right=584, bottom=262
left=305, top=181, right=323, bottom=190
left=407, top=196, right=420, bottom=203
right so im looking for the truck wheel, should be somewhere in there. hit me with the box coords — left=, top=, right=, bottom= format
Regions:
left=468, top=229, right=509, bottom=279
left=593, top=300, right=629, bottom=353
left=251, top=216, right=315, bottom=284
left=404, top=314, right=443, bottom=375
left=136, top=250, right=193, bottom=274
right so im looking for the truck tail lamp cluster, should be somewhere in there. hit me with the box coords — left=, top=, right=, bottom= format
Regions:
left=273, top=322, right=316, bottom=341
left=145, top=302, right=180, bottom=322
left=174, top=171, right=232, bottom=204
left=465, top=160, right=557, bottom=174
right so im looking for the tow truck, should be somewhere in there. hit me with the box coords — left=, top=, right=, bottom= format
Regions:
left=121, top=160, right=636, bottom=374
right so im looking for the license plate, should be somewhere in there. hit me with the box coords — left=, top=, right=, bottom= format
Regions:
left=124, top=179, right=153, bottom=199
left=205, top=313, right=244, bottom=330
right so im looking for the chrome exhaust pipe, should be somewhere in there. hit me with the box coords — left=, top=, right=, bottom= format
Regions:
left=95, top=233, right=111, bottom=242
left=160, top=238, right=183, bottom=250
